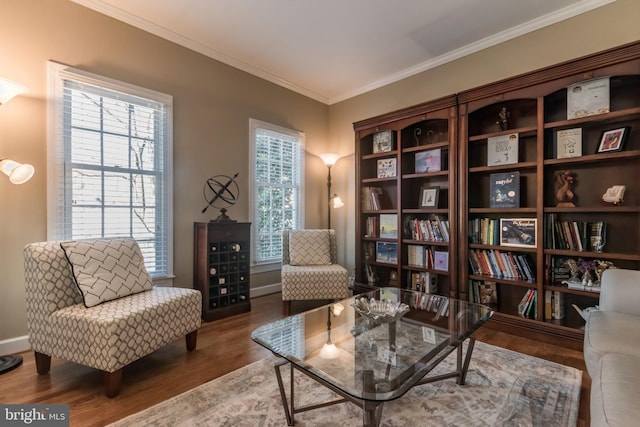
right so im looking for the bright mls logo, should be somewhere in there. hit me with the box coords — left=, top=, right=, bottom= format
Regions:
left=1, top=405, right=69, bottom=426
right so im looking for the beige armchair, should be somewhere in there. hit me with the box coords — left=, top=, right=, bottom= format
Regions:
left=281, top=229, right=350, bottom=315
left=24, top=238, right=202, bottom=397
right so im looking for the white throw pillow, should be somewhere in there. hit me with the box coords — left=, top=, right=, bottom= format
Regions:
left=61, top=238, right=153, bottom=308
left=288, top=230, right=332, bottom=266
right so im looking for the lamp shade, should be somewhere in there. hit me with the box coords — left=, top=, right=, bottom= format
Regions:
left=319, top=153, right=340, bottom=166
left=0, top=159, right=35, bottom=184
left=331, top=194, right=344, bottom=209
left=0, top=77, right=28, bottom=105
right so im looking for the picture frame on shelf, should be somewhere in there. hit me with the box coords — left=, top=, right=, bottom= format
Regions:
left=415, top=148, right=441, bottom=173
left=489, top=171, right=520, bottom=208
left=377, top=158, right=396, bottom=178
left=375, top=241, right=398, bottom=264
left=555, top=128, right=582, bottom=159
left=419, top=186, right=439, bottom=208
left=596, top=126, right=629, bottom=153
left=373, top=130, right=395, bottom=153
left=499, top=218, right=537, bottom=248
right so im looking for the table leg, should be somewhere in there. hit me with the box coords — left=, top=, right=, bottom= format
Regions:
left=363, top=400, right=384, bottom=427
left=457, top=337, right=476, bottom=385
left=274, top=360, right=294, bottom=426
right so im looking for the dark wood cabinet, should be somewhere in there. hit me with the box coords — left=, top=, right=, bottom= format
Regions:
left=193, top=222, right=251, bottom=321
left=354, top=41, right=640, bottom=349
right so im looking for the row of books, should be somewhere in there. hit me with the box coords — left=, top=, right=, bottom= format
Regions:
left=407, top=245, right=437, bottom=269
left=469, top=280, right=498, bottom=305
left=468, top=217, right=500, bottom=245
left=405, top=293, right=450, bottom=320
left=405, top=216, right=450, bottom=242
left=468, top=249, right=535, bottom=282
left=544, top=290, right=565, bottom=320
left=548, top=256, right=571, bottom=283
left=362, top=186, right=384, bottom=211
left=517, top=289, right=538, bottom=319
left=545, top=214, right=606, bottom=252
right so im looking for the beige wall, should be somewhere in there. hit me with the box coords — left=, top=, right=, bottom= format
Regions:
left=328, top=0, right=640, bottom=273
left=1, top=0, right=639, bottom=344
left=0, top=0, right=330, bottom=341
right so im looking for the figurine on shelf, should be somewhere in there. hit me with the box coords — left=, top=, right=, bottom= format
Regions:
left=564, top=258, right=581, bottom=283
left=555, top=170, right=576, bottom=207
left=602, top=185, right=625, bottom=205
left=496, top=107, right=510, bottom=131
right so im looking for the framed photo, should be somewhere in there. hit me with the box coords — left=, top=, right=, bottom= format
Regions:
left=373, top=130, right=395, bottom=153
left=433, top=251, right=448, bottom=271
left=419, top=186, right=439, bottom=208
left=415, top=148, right=441, bottom=173
left=567, top=77, right=610, bottom=120
left=376, top=241, right=398, bottom=264
left=489, top=172, right=520, bottom=208
left=596, top=127, right=629, bottom=153
left=555, top=128, right=582, bottom=159
left=377, top=158, right=396, bottom=178
left=499, top=218, right=537, bottom=248
left=379, top=214, right=398, bottom=238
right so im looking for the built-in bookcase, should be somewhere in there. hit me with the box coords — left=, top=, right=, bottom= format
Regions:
left=355, top=42, right=640, bottom=349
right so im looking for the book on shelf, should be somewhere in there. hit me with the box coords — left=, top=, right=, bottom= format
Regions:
left=517, top=289, right=537, bottom=319
left=415, top=148, right=441, bottom=173
left=377, top=158, right=396, bottom=178
left=433, top=251, right=448, bottom=271
left=365, top=216, right=378, bottom=237
left=566, top=77, right=610, bottom=120
left=589, top=221, right=606, bottom=252
left=543, top=290, right=565, bottom=320
left=555, top=128, right=582, bottom=159
left=376, top=241, right=398, bottom=264
left=499, top=218, right=537, bottom=248
left=468, top=217, right=499, bottom=245
left=406, top=216, right=449, bottom=242
left=362, top=186, right=383, bottom=210
left=489, top=171, right=520, bottom=208
left=487, top=133, right=518, bottom=166
left=379, top=214, right=398, bottom=238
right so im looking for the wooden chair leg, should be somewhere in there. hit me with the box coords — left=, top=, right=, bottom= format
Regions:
left=34, top=351, right=51, bottom=375
left=104, top=369, right=123, bottom=398
left=283, top=300, right=291, bottom=316
left=186, top=330, right=198, bottom=352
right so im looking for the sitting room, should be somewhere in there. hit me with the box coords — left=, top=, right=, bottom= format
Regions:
left=1, top=1, right=640, bottom=426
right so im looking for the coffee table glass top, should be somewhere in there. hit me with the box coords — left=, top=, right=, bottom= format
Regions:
left=251, top=288, right=493, bottom=402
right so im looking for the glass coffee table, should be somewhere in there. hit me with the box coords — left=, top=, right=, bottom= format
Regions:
left=251, top=288, right=494, bottom=426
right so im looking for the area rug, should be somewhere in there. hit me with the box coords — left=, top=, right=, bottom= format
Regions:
left=108, top=341, right=581, bottom=426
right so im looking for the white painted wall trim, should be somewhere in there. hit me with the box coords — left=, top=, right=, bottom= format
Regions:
left=0, top=336, right=30, bottom=356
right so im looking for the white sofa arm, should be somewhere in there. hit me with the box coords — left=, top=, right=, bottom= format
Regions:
left=599, top=269, right=640, bottom=315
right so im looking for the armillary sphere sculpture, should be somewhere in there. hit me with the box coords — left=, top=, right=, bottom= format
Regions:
left=202, top=173, right=239, bottom=222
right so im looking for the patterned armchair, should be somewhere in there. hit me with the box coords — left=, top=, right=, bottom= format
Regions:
left=281, top=229, right=350, bottom=315
left=24, top=238, right=202, bottom=397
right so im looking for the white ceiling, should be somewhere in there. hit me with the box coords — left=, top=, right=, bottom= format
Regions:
left=73, top=0, right=614, bottom=105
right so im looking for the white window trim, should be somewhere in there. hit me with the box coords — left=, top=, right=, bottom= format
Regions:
left=249, top=118, right=305, bottom=273
left=46, top=61, right=174, bottom=281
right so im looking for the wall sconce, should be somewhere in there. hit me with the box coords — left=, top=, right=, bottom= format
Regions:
left=319, top=153, right=344, bottom=230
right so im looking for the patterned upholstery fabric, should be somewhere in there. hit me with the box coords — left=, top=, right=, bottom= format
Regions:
left=281, top=230, right=349, bottom=301
left=61, top=238, right=153, bottom=308
left=288, top=229, right=332, bottom=265
left=24, top=240, right=202, bottom=373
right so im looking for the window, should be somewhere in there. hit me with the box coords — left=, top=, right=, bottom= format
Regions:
left=47, top=62, right=173, bottom=280
left=249, top=119, right=304, bottom=270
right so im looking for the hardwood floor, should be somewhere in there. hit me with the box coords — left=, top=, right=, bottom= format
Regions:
left=0, top=292, right=590, bottom=426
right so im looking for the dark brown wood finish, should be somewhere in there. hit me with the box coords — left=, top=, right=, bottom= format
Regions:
left=355, top=41, right=640, bottom=349
left=0, top=293, right=590, bottom=427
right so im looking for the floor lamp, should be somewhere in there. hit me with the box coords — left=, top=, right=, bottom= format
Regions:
left=0, top=76, right=32, bottom=375
left=319, top=153, right=344, bottom=230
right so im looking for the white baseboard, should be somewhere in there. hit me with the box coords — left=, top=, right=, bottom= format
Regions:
left=0, top=284, right=282, bottom=356
left=250, top=283, right=281, bottom=298
left=0, top=335, right=30, bottom=355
